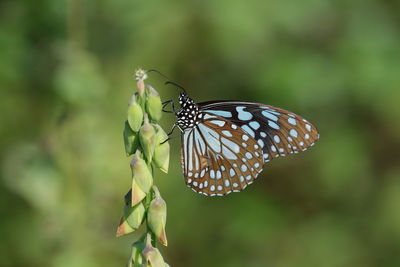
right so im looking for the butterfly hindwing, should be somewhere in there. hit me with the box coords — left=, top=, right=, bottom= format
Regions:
left=180, top=113, right=264, bottom=196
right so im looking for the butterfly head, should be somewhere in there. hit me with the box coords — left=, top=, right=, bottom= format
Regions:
left=178, top=92, right=188, bottom=105
left=176, top=93, right=200, bottom=130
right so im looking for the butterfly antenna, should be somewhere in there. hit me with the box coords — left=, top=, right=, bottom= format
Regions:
left=147, top=69, right=188, bottom=94
left=165, top=81, right=187, bottom=94
left=147, top=69, right=171, bottom=80
left=162, top=99, right=178, bottom=114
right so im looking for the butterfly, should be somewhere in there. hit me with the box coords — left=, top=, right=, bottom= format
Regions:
left=163, top=87, right=319, bottom=197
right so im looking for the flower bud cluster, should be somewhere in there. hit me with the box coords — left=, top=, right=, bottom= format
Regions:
left=118, top=69, right=170, bottom=266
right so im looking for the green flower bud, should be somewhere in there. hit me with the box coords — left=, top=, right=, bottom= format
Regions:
left=146, top=86, right=162, bottom=122
left=127, top=94, right=143, bottom=132
left=116, top=192, right=145, bottom=236
left=128, top=240, right=146, bottom=267
left=139, top=114, right=156, bottom=162
left=116, top=217, right=135, bottom=237
left=125, top=202, right=145, bottom=230
left=142, top=234, right=166, bottom=267
left=147, top=186, right=168, bottom=246
left=153, top=125, right=170, bottom=173
left=124, top=121, right=139, bottom=156
left=131, top=151, right=153, bottom=206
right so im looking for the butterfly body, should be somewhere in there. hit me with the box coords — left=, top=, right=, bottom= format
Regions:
left=176, top=93, right=201, bottom=130
left=174, top=92, right=319, bottom=196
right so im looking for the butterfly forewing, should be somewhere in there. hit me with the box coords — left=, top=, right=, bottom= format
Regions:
left=199, top=101, right=319, bottom=162
left=180, top=113, right=264, bottom=196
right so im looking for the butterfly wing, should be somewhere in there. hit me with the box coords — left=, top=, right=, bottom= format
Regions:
left=198, top=101, right=319, bottom=162
left=181, top=113, right=264, bottom=196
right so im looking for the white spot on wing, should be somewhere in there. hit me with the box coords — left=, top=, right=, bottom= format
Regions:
left=236, top=106, right=253, bottom=120
left=249, top=121, right=260, bottom=130
left=241, top=165, right=247, bottom=172
left=203, top=114, right=217, bottom=120
left=205, top=110, right=232, bottom=118
left=222, top=146, right=238, bottom=160
left=257, top=139, right=264, bottom=148
left=268, top=120, right=280, bottom=130
left=222, top=130, right=232, bottom=137
left=241, top=125, right=255, bottom=138
left=221, top=137, right=240, bottom=153
left=288, top=118, right=296, bottom=125
left=209, top=120, right=226, bottom=127
left=290, top=129, right=298, bottom=138
left=262, top=110, right=279, bottom=121
left=210, top=170, right=215, bottom=179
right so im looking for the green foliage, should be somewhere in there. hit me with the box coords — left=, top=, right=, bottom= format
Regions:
left=1, top=0, right=400, bottom=266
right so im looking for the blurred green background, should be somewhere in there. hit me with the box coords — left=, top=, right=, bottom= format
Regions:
left=1, top=0, right=400, bottom=266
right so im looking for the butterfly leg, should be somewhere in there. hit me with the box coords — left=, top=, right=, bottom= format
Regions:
left=160, top=124, right=181, bottom=144
left=162, top=100, right=175, bottom=113
left=160, top=134, right=182, bottom=144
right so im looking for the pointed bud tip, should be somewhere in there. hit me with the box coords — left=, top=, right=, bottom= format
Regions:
left=131, top=181, right=147, bottom=206
left=116, top=218, right=134, bottom=237
left=159, top=227, right=168, bottom=246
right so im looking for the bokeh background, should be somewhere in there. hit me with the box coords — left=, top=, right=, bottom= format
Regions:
left=1, top=0, right=400, bottom=266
